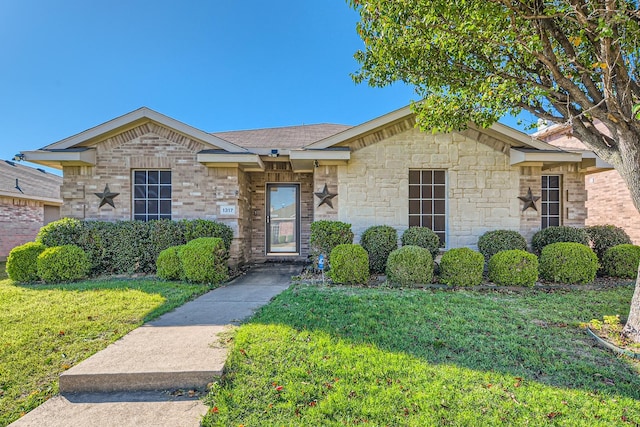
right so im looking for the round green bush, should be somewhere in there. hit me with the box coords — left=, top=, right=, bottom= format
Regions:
left=539, top=242, right=598, bottom=284
left=328, top=244, right=369, bottom=285
left=6, top=242, right=47, bottom=283
left=36, top=217, right=84, bottom=247
left=602, top=244, right=640, bottom=279
left=37, top=245, right=90, bottom=283
left=439, top=248, right=484, bottom=286
left=401, top=227, right=441, bottom=259
left=386, top=245, right=433, bottom=287
left=531, top=226, right=589, bottom=255
left=360, top=225, right=398, bottom=274
left=156, top=245, right=185, bottom=280
left=585, top=225, right=632, bottom=260
left=180, top=237, right=229, bottom=285
left=310, top=220, right=354, bottom=268
left=477, top=230, right=528, bottom=262
left=488, top=250, right=539, bottom=287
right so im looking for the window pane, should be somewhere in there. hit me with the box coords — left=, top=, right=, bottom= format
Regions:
left=548, top=190, right=560, bottom=202
left=549, top=203, right=559, bottom=215
left=147, top=200, right=158, bottom=214
left=434, top=216, right=445, bottom=231
left=148, top=186, right=159, bottom=199
left=541, top=176, right=548, bottom=187
left=134, top=185, right=146, bottom=199
left=434, top=171, right=446, bottom=184
left=541, top=204, right=548, bottom=215
left=160, top=200, right=171, bottom=214
left=134, top=171, right=146, bottom=185
left=436, top=233, right=445, bottom=246
left=147, top=171, right=159, bottom=184
left=409, top=185, right=420, bottom=199
left=434, top=185, right=445, bottom=199
left=422, top=216, right=433, bottom=229
left=549, top=176, right=559, bottom=188
left=134, top=200, right=146, bottom=213
left=422, top=186, right=432, bottom=199
left=422, top=200, right=432, bottom=214
left=409, top=200, right=420, bottom=214
left=160, top=214, right=172, bottom=220
left=409, top=216, right=421, bottom=227
left=409, top=170, right=420, bottom=184
left=434, top=200, right=445, bottom=214
left=422, top=170, right=432, bottom=184
left=160, top=171, right=171, bottom=184
left=549, top=217, right=560, bottom=227
left=160, top=186, right=171, bottom=198
left=134, top=214, right=146, bottom=221
left=408, top=170, right=447, bottom=243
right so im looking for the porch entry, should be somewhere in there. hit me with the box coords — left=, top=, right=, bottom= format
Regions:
left=266, top=183, right=300, bottom=255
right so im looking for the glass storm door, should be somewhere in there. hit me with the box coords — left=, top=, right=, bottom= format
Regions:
left=266, top=184, right=299, bottom=254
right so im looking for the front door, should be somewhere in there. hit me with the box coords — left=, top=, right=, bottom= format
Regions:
left=266, top=184, right=300, bottom=254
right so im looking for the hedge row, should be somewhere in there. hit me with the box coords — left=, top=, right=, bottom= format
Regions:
left=35, top=218, right=233, bottom=276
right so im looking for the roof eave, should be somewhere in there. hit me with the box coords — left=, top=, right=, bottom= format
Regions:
left=20, top=149, right=97, bottom=169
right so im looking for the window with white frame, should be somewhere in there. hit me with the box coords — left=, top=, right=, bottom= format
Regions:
left=408, top=169, right=446, bottom=245
left=541, top=175, right=561, bottom=228
left=133, top=170, right=171, bottom=221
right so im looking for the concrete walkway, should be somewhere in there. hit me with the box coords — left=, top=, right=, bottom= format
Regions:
left=10, top=263, right=301, bottom=427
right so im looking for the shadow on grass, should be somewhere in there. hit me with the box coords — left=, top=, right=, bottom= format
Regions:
left=249, top=284, right=640, bottom=401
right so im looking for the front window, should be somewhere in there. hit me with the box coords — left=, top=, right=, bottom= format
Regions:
left=541, top=175, right=561, bottom=228
left=133, top=170, right=171, bottom=221
left=409, top=169, right=446, bottom=245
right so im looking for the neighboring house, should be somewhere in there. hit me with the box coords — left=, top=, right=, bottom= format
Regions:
left=0, top=160, right=63, bottom=260
left=21, top=106, right=602, bottom=266
left=534, top=122, right=640, bottom=244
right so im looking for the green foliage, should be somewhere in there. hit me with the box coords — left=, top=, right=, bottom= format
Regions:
left=602, top=244, right=640, bottom=279
left=6, top=242, right=46, bottom=283
left=400, top=227, right=441, bottom=258
left=539, top=242, right=598, bottom=284
left=439, top=248, right=484, bottom=286
left=36, top=217, right=83, bottom=247
left=37, top=245, right=90, bottom=283
left=477, top=230, right=527, bottom=262
left=156, top=245, right=185, bottom=281
left=585, top=225, right=632, bottom=261
left=309, top=220, right=354, bottom=268
left=386, top=245, right=433, bottom=287
left=531, top=226, right=589, bottom=255
left=179, top=238, right=228, bottom=285
left=488, top=250, right=538, bottom=287
left=181, top=219, right=233, bottom=250
left=360, top=225, right=398, bottom=273
left=34, top=219, right=231, bottom=276
left=327, top=244, right=369, bottom=285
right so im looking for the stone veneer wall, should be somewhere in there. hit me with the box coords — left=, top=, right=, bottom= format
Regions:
left=60, top=123, right=248, bottom=265
left=336, top=128, right=521, bottom=249
left=586, top=170, right=640, bottom=244
left=248, top=161, right=313, bottom=262
left=0, top=197, right=43, bottom=260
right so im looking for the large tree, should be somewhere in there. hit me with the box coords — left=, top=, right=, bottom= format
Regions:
left=349, top=0, right=640, bottom=338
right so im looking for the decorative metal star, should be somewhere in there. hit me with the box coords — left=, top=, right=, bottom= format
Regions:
left=314, top=183, right=337, bottom=209
left=518, top=187, right=540, bottom=212
left=95, top=184, right=120, bottom=208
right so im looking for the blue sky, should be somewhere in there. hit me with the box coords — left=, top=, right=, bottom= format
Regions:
left=0, top=1, right=535, bottom=175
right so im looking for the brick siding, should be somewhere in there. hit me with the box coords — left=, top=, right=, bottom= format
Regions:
left=0, top=197, right=44, bottom=260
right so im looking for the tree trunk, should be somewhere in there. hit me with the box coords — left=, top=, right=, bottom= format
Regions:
left=622, top=264, right=640, bottom=340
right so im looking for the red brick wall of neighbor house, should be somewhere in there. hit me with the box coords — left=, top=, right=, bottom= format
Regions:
left=0, top=197, right=44, bottom=260
left=539, top=127, right=640, bottom=244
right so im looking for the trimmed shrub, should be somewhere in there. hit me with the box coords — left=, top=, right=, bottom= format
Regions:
left=310, top=220, right=354, bottom=268
left=36, top=217, right=84, bottom=247
left=401, top=227, right=441, bottom=259
left=488, top=250, right=538, bottom=287
left=439, top=248, right=484, bottom=286
left=6, top=242, right=46, bottom=283
left=586, top=225, right=632, bottom=261
left=156, top=245, right=185, bottom=280
left=181, top=219, right=233, bottom=250
left=539, top=242, right=598, bottom=284
left=478, top=230, right=528, bottom=262
left=531, top=226, right=589, bottom=255
left=386, top=245, right=433, bottom=287
left=360, top=225, right=398, bottom=274
left=150, top=219, right=187, bottom=257
left=602, top=244, right=640, bottom=279
left=37, top=245, right=90, bottom=283
left=327, top=244, right=369, bottom=285
left=180, top=237, right=228, bottom=285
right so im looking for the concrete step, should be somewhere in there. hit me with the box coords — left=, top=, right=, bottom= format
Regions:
left=59, top=325, right=229, bottom=393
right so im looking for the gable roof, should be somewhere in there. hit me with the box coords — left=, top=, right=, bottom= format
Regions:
left=0, top=160, right=62, bottom=204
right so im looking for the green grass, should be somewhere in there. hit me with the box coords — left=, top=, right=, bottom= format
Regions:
left=0, top=277, right=210, bottom=425
left=203, top=284, right=640, bottom=426
left=0, top=262, right=7, bottom=280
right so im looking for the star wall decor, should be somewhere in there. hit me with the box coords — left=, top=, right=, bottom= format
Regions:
left=518, top=187, right=540, bottom=212
left=314, top=183, right=337, bottom=209
left=95, top=184, right=120, bottom=208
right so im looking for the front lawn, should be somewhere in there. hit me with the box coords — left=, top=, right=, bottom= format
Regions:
left=0, top=278, right=210, bottom=426
left=204, top=283, right=640, bottom=426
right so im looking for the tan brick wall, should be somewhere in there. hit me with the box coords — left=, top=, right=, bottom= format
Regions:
left=336, top=128, right=522, bottom=249
left=248, top=161, right=313, bottom=262
left=59, top=123, right=250, bottom=266
left=0, top=197, right=44, bottom=260
left=313, top=165, right=339, bottom=221
left=586, top=170, right=640, bottom=244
